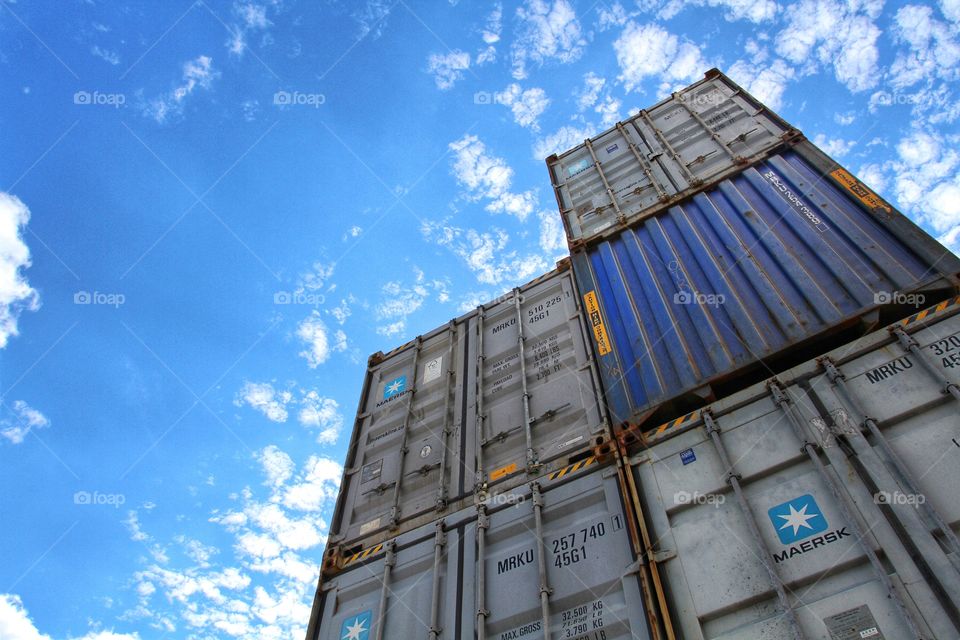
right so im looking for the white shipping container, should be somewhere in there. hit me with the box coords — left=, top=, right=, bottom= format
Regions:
left=307, top=460, right=654, bottom=640
left=624, top=297, right=960, bottom=639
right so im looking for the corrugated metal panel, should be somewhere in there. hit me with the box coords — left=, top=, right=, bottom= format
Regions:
left=572, top=145, right=960, bottom=428
left=328, top=320, right=469, bottom=549
left=547, top=69, right=794, bottom=246
left=309, top=462, right=654, bottom=640
left=463, top=267, right=610, bottom=490
left=327, top=267, right=612, bottom=552
left=624, top=300, right=960, bottom=639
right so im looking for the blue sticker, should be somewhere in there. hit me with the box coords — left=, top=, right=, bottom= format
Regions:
left=680, top=448, right=696, bottom=465
left=768, top=494, right=828, bottom=545
left=606, top=143, right=619, bottom=153
left=340, top=610, right=372, bottom=640
left=383, top=375, right=406, bottom=399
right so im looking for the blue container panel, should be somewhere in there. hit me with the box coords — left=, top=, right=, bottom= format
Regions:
left=577, top=149, right=946, bottom=427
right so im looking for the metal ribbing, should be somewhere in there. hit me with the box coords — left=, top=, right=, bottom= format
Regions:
left=892, top=325, right=960, bottom=403
left=476, top=308, right=487, bottom=489
left=390, top=337, right=423, bottom=528
left=637, top=110, right=698, bottom=184
left=374, top=541, right=396, bottom=640
left=531, top=482, right=553, bottom=639
left=616, top=122, right=668, bottom=201
left=584, top=138, right=626, bottom=225
left=476, top=505, right=489, bottom=640
left=768, top=381, right=923, bottom=639
left=822, top=358, right=960, bottom=572
left=428, top=521, right=446, bottom=640
left=514, top=290, right=537, bottom=472
left=702, top=410, right=807, bottom=640
left=674, top=93, right=739, bottom=161
left=435, top=322, right=457, bottom=511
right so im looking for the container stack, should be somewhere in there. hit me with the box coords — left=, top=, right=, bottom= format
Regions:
left=307, top=69, right=960, bottom=640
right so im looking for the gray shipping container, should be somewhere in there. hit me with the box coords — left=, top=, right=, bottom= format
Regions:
left=325, top=266, right=612, bottom=560
left=307, top=459, right=654, bottom=640
left=547, top=69, right=795, bottom=247
left=624, top=297, right=960, bottom=639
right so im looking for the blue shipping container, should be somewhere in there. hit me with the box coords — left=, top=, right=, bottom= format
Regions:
left=571, top=143, right=960, bottom=429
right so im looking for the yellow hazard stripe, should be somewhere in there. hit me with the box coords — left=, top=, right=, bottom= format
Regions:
left=902, top=296, right=960, bottom=326
left=548, top=456, right=596, bottom=482
left=651, top=410, right=699, bottom=439
left=344, top=543, right=384, bottom=566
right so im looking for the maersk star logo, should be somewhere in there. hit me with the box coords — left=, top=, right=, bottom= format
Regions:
left=383, top=375, right=406, bottom=399
left=768, top=494, right=828, bottom=545
left=340, top=610, right=372, bottom=640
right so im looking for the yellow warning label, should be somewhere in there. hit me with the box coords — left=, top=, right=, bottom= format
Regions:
left=490, top=463, right=518, bottom=481
left=830, top=168, right=892, bottom=213
left=583, top=291, right=612, bottom=356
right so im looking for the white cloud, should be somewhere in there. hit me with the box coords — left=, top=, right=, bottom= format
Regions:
left=353, top=0, right=393, bottom=40
left=813, top=134, right=856, bottom=158
left=659, top=0, right=777, bottom=22
left=511, top=0, right=585, bottom=79
left=91, top=45, right=120, bottom=65
left=422, top=221, right=548, bottom=286
left=596, top=2, right=630, bottom=30
left=0, top=594, right=49, bottom=640
left=449, top=135, right=537, bottom=220
left=0, top=593, right=140, bottom=639
left=236, top=384, right=343, bottom=444
left=856, top=163, right=887, bottom=193
left=298, top=262, right=334, bottom=292
left=0, top=193, right=40, bottom=349
left=774, top=0, right=881, bottom=93
left=296, top=311, right=345, bottom=368
left=482, top=3, right=503, bottom=43
left=576, top=73, right=605, bottom=111
left=374, top=267, right=448, bottom=338
left=880, top=129, right=960, bottom=252
left=538, top=210, right=566, bottom=258
left=129, top=446, right=340, bottom=638
left=297, top=392, right=341, bottom=444
left=614, top=22, right=707, bottom=94
left=890, top=5, right=960, bottom=88
left=257, top=445, right=294, bottom=488
left=726, top=58, right=795, bottom=111
left=834, top=111, right=856, bottom=125
left=0, top=401, right=49, bottom=445
left=329, top=297, right=353, bottom=325
left=235, top=382, right=291, bottom=423
left=494, top=84, right=550, bottom=130
left=426, top=50, right=471, bottom=90
left=942, top=0, right=960, bottom=22
left=532, top=123, right=597, bottom=161
left=142, top=55, right=218, bottom=124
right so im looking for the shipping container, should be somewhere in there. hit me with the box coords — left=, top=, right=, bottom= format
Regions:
left=621, top=297, right=960, bottom=640
left=571, top=140, right=960, bottom=429
left=547, top=69, right=795, bottom=248
left=307, top=458, right=654, bottom=640
left=325, top=266, right=613, bottom=556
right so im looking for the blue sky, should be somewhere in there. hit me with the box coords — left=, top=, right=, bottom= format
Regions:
left=1, top=0, right=958, bottom=638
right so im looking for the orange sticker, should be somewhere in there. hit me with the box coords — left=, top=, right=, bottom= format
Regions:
left=489, top=463, right=518, bottom=481
left=830, top=168, right=892, bottom=213
left=583, top=291, right=612, bottom=356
